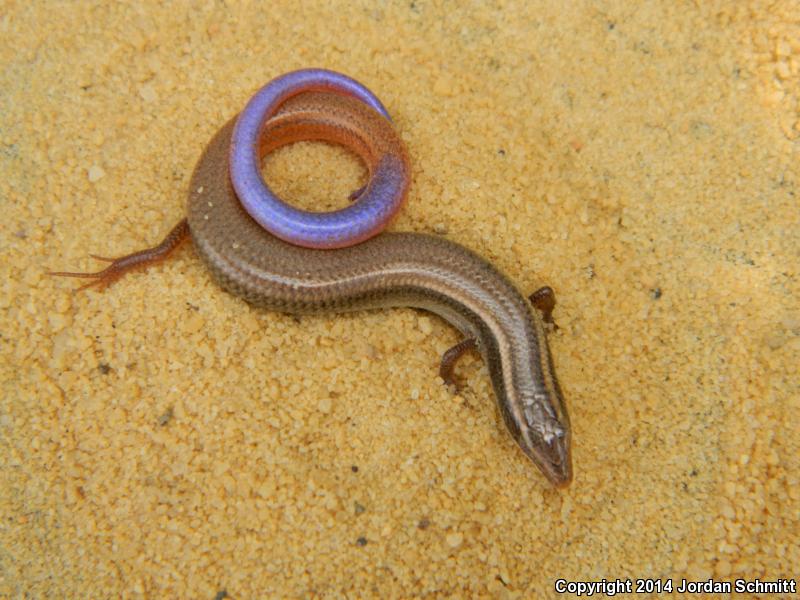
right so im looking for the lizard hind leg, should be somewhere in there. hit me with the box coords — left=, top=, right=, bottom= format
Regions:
left=49, top=218, right=190, bottom=292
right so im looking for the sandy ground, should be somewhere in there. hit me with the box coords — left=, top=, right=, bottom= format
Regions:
left=1, top=1, right=798, bottom=598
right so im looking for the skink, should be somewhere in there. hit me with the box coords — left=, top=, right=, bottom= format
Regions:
left=52, top=84, right=573, bottom=487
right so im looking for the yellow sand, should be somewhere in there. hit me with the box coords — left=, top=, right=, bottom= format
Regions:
left=1, top=2, right=797, bottom=598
